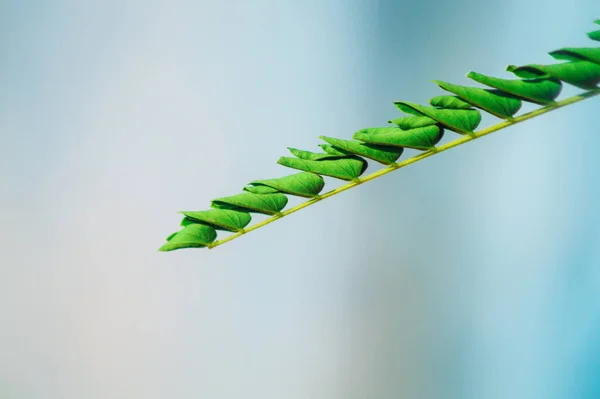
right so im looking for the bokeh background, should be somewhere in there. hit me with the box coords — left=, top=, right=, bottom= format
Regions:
left=1, top=1, right=599, bottom=398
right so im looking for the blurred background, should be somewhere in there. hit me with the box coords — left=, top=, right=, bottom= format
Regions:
left=1, top=1, right=599, bottom=398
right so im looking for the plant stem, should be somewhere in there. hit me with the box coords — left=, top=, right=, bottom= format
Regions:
left=208, top=89, right=600, bottom=249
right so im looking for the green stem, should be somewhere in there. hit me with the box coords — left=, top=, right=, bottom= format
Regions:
left=208, top=89, right=600, bottom=249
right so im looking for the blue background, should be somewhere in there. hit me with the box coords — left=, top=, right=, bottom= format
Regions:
left=1, top=1, right=599, bottom=398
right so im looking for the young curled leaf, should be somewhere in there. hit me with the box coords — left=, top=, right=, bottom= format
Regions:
left=429, top=95, right=473, bottom=110
left=319, top=144, right=349, bottom=156
left=180, top=208, right=251, bottom=232
left=287, top=147, right=346, bottom=161
left=434, top=80, right=522, bottom=119
left=550, top=47, right=600, bottom=64
left=588, top=20, right=600, bottom=41
left=246, top=172, right=325, bottom=198
left=467, top=71, right=562, bottom=105
left=212, top=192, right=288, bottom=215
left=353, top=125, right=443, bottom=150
left=507, top=61, right=600, bottom=90
left=243, top=185, right=280, bottom=194
left=319, top=135, right=404, bottom=165
left=388, top=115, right=438, bottom=129
left=159, top=223, right=217, bottom=252
left=277, top=156, right=367, bottom=181
left=394, top=101, right=481, bottom=134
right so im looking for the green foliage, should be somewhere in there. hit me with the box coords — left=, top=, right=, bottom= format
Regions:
left=211, top=192, right=288, bottom=215
left=180, top=209, right=251, bottom=232
left=160, top=20, right=600, bottom=252
left=587, top=19, right=600, bottom=41
left=277, top=148, right=368, bottom=181
left=245, top=172, right=325, bottom=198
left=354, top=126, right=443, bottom=151
left=388, top=115, right=437, bottom=128
left=318, top=136, right=404, bottom=165
left=433, top=80, right=522, bottom=119
left=465, top=72, right=561, bottom=105
left=159, top=224, right=217, bottom=251
left=394, top=101, right=482, bottom=134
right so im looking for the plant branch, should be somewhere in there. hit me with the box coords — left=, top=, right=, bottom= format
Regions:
left=207, top=88, right=600, bottom=249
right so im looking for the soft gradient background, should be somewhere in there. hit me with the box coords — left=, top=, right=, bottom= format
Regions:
left=2, top=1, right=599, bottom=398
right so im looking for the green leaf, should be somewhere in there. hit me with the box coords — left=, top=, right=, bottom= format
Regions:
left=166, top=232, right=178, bottom=241
left=243, top=185, right=280, bottom=194
left=319, top=144, right=349, bottom=156
left=212, top=192, right=288, bottom=215
left=434, top=80, right=522, bottom=119
left=394, top=101, right=481, bottom=134
left=588, top=20, right=600, bottom=41
left=180, top=208, right=251, bottom=232
left=467, top=71, right=561, bottom=105
left=180, top=217, right=196, bottom=227
left=246, top=171, right=325, bottom=198
left=319, top=135, right=404, bottom=165
left=287, top=147, right=345, bottom=161
left=507, top=61, right=600, bottom=90
left=550, top=47, right=600, bottom=64
left=429, top=95, right=473, bottom=109
left=353, top=126, right=444, bottom=150
left=388, top=115, right=438, bottom=128
left=159, top=224, right=217, bottom=251
left=277, top=154, right=367, bottom=181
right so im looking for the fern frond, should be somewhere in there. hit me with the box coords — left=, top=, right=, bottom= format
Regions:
left=160, top=20, right=600, bottom=252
